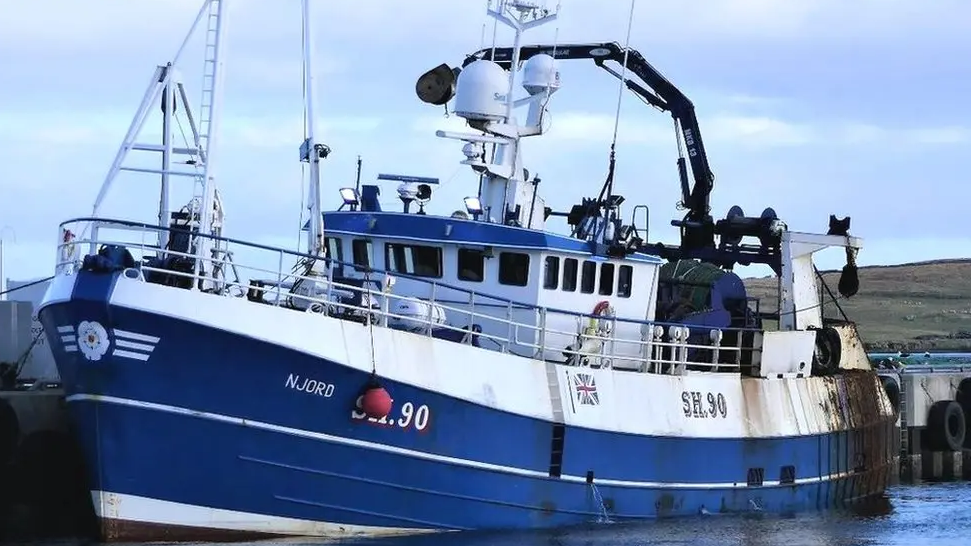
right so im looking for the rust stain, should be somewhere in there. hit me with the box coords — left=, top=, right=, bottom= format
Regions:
left=539, top=500, right=556, bottom=516
left=739, top=378, right=762, bottom=437
left=101, top=517, right=288, bottom=543
left=654, top=493, right=679, bottom=516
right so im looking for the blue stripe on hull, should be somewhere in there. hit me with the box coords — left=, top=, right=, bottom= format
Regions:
left=39, top=272, right=896, bottom=537
left=66, top=396, right=892, bottom=532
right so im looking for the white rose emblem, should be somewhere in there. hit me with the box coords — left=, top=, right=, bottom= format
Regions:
left=77, top=320, right=110, bottom=361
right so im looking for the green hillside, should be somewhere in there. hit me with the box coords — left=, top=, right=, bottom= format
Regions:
left=743, top=259, right=971, bottom=352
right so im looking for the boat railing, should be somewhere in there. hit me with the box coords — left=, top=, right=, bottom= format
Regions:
left=55, top=217, right=764, bottom=375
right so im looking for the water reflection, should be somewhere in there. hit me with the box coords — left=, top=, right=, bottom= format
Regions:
left=321, top=485, right=966, bottom=546
left=6, top=485, right=968, bottom=546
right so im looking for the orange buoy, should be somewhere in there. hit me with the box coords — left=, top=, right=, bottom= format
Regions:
left=362, top=385, right=393, bottom=420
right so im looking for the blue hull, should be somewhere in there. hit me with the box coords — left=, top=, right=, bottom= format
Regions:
left=40, top=271, right=897, bottom=541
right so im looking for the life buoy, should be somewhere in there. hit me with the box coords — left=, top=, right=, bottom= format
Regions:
left=925, top=399, right=966, bottom=452
left=60, top=228, right=78, bottom=264
left=587, top=300, right=614, bottom=336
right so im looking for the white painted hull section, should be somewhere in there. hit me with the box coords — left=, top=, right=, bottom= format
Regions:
left=43, top=273, right=893, bottom=441
left=91, top=491, right=435, bottom=538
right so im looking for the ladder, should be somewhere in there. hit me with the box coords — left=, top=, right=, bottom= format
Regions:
left=899, top=375, right=908, bottom=455
left=84, top=0, right=229, bottom=291
left=192, top=0, right=223, bottom=222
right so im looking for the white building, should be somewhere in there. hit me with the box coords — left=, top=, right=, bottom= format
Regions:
left=1, top=277, right=57, bottom=381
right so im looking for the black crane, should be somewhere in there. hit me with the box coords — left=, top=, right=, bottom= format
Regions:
left=415, top=42, right=847, bottom=274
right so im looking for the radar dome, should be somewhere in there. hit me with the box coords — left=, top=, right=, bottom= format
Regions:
left=522, top=54, right=560, bottom=96
left=454, top=60, right=509, bottom=122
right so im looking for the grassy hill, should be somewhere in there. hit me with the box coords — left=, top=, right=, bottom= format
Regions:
left=743, top=259, right=971, bottom=352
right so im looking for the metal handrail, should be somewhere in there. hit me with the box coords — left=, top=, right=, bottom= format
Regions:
left=55, top=216, right=764, bottom=374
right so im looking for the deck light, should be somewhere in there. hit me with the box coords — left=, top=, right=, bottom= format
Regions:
left=339, top=187, right=360, bottom=210
left=464, top=196, right=483, bottom=217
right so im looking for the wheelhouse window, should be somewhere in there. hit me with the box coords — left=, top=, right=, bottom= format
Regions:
left=457, top=248, right=485, bottom=282
left=580, top=260, right=596, bottom=294
left=498, top=252, right=530, bottom=287
left=618, top=265, right=633, bottom=298
left=351, top=239, right=373, bottom=272
left=324, top=236, right=343, bottom=272
left=543, top=256, right=559, bottom=290
left=562, top=258, right=578, bottom=292
left=385, top=243, right=442, bottom=278
left=599, top=263, right=615, bottom=296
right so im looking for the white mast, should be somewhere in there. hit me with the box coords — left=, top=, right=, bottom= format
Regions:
left=301, top=0, right=328, bottom=257
left=433, top=0, right=559, bottom=229
left=85, top=0, right=229, bottom=290
left=193, top=0, right=230, bottom=285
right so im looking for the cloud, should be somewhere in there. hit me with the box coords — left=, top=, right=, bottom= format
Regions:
left=310, top=0, right=971, bottom=46
left=904, top=127, right=971, bottom=145
left=225, top=116, right=384, bottom=149
left=832, top=124, right=971, bottom=146
left=412, top=110, right=813, bottom=149
left=0, top=111, right=131, bottom=148
left=0, top=0, right=202, bottom=52
left=488, top=111, right=971, bottom=150
left=0, top=109, right=385, bottom=151
left=705, top=116, right=813, bottom=147
left=8, top=0, right=967, bottom=59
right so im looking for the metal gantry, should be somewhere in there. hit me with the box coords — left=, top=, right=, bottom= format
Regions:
left=88, top=0, right=229, bottom=288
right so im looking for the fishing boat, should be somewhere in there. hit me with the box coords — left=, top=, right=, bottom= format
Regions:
left=38, top=0, right=898, bottom=541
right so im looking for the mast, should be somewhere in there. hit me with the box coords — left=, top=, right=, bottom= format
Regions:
left=301, top=0, right=328, bottom=257
left=193, top=0, right=229, bottom=286
left=85, top=0, right=229, bottom=290
left=422, top=0, right=558, bottom=229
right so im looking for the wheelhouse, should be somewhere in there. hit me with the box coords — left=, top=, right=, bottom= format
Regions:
left=318, top=194, right=663, bottom=368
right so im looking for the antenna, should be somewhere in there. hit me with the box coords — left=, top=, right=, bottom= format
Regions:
left=487, top=1, right=559, bottom=123
left=488, top=0, right=499, bottom=60
left=605, top=0, right=636, bottom=203
left=416, top=0, right=559, bottom=230
left=300, top=0, right=331, bottom=257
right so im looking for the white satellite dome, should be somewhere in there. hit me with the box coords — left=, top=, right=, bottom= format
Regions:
left=522, top=53, right=560, bottom=96
left=454, top=60, right=509, bottom=122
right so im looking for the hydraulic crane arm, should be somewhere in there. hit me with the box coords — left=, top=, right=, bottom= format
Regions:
left=463, top=42, right=716, bottom=251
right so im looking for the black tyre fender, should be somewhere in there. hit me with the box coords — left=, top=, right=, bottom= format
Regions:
left=0, top=398, right=20, bottom=465
left=956, top=378, right=971, bottom=448
left=926, top=399, right=966, bottom=452
left=880, top=375, right=901, bottom=415
left=812, top=326, right=842, bottom=374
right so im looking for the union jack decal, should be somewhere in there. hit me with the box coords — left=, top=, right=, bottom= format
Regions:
left=573, top=372, right=600, bottom=406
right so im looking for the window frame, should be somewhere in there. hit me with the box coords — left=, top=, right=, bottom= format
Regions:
left=498, top=252, right=531, bottom=287
left=384, top=242, right=443, bottom=278
left=351, top=238, right=373, bottom=272
left=599, top=263, right=615, bottom=296
left=543, top=256, right=560, bottom=290
left=457, top=248, right=486, bottom=283
left=562, top=258, right=578, bottom=292
left=618, top=264, right=633, bottom=298
left=580, top=260, right=596, bottom=294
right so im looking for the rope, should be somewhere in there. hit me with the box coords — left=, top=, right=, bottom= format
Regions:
left=364, top=269, right=377, bottom=376
left=0, top=276, right=54, bottom=297
left=489, top=0, right=499, bottom=60
left=1, top=328, right=43, bottom=384
left=297, top=12, right=309, bottom=253
left=609, top=0, right=637, bottom=149
left=0, top=276, right=55, bottom=384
